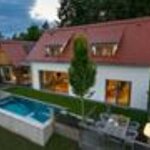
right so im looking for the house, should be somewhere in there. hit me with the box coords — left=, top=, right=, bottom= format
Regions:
left=0, top=40, right=34, bottom=85
left=27, top=17, right=150, bottom=110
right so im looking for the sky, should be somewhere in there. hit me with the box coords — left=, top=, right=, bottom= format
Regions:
left=0, top=0, right=59, bottom=37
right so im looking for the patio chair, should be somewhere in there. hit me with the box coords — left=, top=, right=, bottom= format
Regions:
left=128, top=121, right=140, bottom=131
left=124, top=130, right=138, bottom=150
left=126, top=129, right=138, bottom=141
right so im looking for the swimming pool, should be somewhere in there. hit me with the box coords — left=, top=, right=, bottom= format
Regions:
left=0, top=96, right=54, bottom=123
left=0, top=95, right=60, bottom=146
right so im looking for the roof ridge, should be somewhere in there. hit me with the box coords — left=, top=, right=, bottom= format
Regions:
left=47, top=17, right=150, bottom=33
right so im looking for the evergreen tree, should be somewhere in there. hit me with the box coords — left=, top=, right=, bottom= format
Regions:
left=24, top=25, right=41, bottom=41
left=12, top=25, right=42, bottom=41
left=58, top=0, right=150, bottom=26
left=42, top=21, right=50, bottom=30
left=0, top=32, right=4, bottom=39
left=58, top=0, right=76, bottom=26
left=69, top=35, right=96, bottom=121
left=12, top=33, right=18, bottom=40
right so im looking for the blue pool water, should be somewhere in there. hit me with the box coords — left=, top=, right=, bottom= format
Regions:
left=0, top=96, right=56, bottom=123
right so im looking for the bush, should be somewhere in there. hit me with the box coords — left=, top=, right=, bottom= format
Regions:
left=6, top=87, right=148, bottom=125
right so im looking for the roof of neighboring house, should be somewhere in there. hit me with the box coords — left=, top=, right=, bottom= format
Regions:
left=27, top=17, right=150, bottom=66
left=0, top=40, right=35, bottom=67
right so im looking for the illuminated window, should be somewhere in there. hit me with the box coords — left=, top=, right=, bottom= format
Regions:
left=45, top=45, right=62, bottom=56
left=40, top=71, right=69, bottom=93
left=105, top=80, right=131, bottom=107
left=91, top=43, right=118, bottom=56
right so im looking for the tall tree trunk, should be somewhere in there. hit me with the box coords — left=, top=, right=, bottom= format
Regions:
left=81, top=96, right=85, bottom=122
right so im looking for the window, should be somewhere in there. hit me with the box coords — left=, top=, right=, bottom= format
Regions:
left=40, top=71, right=69, bottom=93
left=105, top=80, right=131, bottom=107
left=91, top=43, right=118, bottom=57
left=2, top=67, right=12, bottom=81
left=45, top=45, right=62, bottom=57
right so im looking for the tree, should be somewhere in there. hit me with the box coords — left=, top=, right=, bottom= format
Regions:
left=69, top=35, right=96, bottom=121
left=12, top=33, right=18, bottom=40
left=100, top=0, right=150, bottom=21
left=58, top=0, right=76, bottom=26
left=24, top=25, right=42, bottom=41
left=12, top=25, right=42, bottom=41
left=0, top=32, right=4, bottom=39
left=58, top=0, right=150, bottom=26
left=42, top=21, right=50, bottom=30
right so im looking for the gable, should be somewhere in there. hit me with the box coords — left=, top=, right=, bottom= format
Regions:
left=0, top=41, right=29, bottom=67
left=0, top=48, right=12, bottom=65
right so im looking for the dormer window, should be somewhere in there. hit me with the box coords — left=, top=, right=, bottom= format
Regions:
left=45, top=46, right=51, bottom=56
left=91, top=45, right=97, bottom=55
left=45, top=44, right=63, bottom=57
left=91, top=43, right=118, bottom=57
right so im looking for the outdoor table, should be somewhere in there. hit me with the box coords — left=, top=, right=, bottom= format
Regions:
left=79, top=115, right=131, bottom=150
left=102, top=114, right=130, bottom=139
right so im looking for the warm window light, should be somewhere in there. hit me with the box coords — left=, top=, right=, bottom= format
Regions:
left=45, top=46, right=51, bottom=56
left=60, top=42, right=66, bottom=53
left=60, top=46, right=64, bottom=53
left=11, top=75, right=16, bottom=81
left=45, top=44, right=66, bottom=56
left=92, top=45, right=97, bottom=55
left=91, top=43, right=118, bottom=56
left=144, top=123, right=150, bottom=138
left=45, top=45, right=63, bottom=56
left=112, top=44, right=118, bottom=55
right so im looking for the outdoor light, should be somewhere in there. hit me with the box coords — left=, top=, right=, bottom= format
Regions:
left=11, top=74, right=16, bottom=81
left=44, top=46, right=50, bottom=56
left=144, top=123, right=150, bottom=138
left=91, top=45, right=97, bottom=55
left=112, top=44, right=118, bottom=55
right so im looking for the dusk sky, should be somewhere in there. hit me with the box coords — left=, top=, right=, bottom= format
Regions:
left=0, top=0, right=59, bottom=37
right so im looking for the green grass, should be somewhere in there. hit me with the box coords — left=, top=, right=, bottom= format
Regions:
left=5, top=86, right=105, bottom=118
left=5, top=87, right=148, bottom=125
left=1, top=86, right=148, bottom=149
left=0, top=126, right=79, bottom=150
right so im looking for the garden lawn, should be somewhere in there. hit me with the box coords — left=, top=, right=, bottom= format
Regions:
left=0, top=126, right=79, bottom=150
left=5, top=87, right=148, bottom=125
left=5, top=86, right=105, bottom=118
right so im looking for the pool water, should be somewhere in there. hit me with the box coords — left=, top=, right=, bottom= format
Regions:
left=0, top=96, right=55, bottom=123
left=1, top=101, right=31, bottom=116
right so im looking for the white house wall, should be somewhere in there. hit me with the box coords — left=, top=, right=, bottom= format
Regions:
left=31, top=62, right=71, bottom=92
left=93, top=66, right=149, bottom=110
left=31, top=62, right=149, bottom=110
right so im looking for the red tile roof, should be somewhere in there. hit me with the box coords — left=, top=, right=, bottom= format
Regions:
left=0, top=40, right=34, bottom=67
left=27, top=17, right=150, bottom=66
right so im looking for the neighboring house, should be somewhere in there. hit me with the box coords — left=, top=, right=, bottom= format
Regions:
left=27, top=17, right=150, bottom=110
left=0, top=40, right=34, bottom=85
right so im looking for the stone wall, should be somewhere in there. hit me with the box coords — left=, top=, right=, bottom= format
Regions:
left=55, top=122, right=80, bottom=141
left=0, top=108, right=54, bottom=146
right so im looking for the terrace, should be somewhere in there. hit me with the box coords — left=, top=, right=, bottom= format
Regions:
left=0, top=86, right=148, bottom=149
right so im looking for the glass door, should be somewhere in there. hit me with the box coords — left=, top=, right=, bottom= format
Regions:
left=106, top=80, right=131, bottom=107
left=1, top=67, right=13, bottom=83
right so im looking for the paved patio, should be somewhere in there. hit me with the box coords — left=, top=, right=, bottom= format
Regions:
left=79, top=129, right=150, bottom=150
